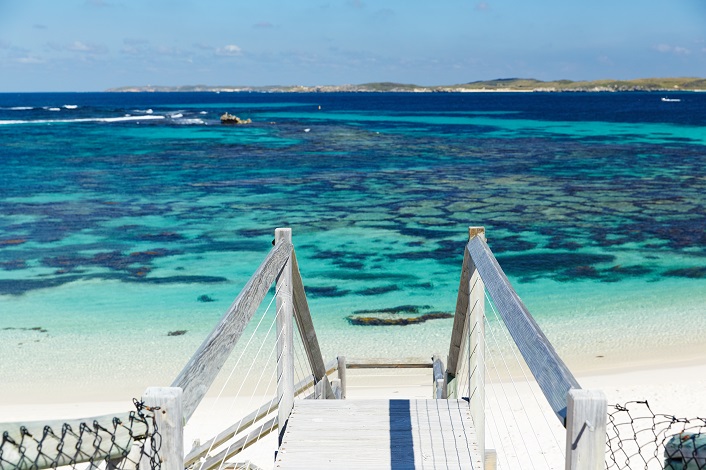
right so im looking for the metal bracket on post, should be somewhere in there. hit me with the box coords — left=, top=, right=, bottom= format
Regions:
left=565, top=389, right=607, bottom=470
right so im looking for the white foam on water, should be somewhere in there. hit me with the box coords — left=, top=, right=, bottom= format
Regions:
left=63, top=105, right=78, bottom=109
left=4, top=106, right=34, bottom=110
left=170, top=113, right=183, bottom=119
left=47, top=107, right=61, bottom=112
left=0, top=115, right=166, bottom=125
left=96, top=115, right=165, bottom=123
left=174, top=118, right=205, bottom=125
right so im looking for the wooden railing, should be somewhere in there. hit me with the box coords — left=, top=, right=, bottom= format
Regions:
left=0, top=227, right=333, bottom=470
left=444, top=226, right=607, bottom=470
left=1, top=225, right=607, bottom=470
left=171, top=227, right=336, bottom=469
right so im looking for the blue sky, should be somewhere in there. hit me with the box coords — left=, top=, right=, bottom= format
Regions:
left=1, top=0, right=705, bottom=91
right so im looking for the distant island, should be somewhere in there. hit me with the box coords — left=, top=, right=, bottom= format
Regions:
left=107, top=77, right=706, bottom=93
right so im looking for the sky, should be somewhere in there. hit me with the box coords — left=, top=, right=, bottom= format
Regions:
left=1, top=0, right=705, bottom=92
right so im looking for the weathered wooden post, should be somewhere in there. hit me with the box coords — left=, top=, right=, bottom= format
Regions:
left=444, top=226, right=489, bottom=466
left=276, top=228, right=295, bottom=440
left=468, top=226, right=486, bottom=468
left=432, top=355, right=445, bottom=399
left=337, top=355, right=347, bottom=399
left=141, top=387, right=184, bottom=470
left=445, top=232, right=472, bottom=399
left=565, top=389, right=607, bottom=470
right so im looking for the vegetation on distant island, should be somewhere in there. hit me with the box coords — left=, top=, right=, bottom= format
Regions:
left=107, top=77, right=706, bottom=93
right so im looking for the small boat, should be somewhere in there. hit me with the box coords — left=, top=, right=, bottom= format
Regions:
left=220, top=112, right=252, bottom=124
left=661, top=97, right=681, bottom=102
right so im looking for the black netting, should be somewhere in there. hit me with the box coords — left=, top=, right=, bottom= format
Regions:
left=0, top=399, right=161, bottom=470
left=606, top=401, right=706, bottom=470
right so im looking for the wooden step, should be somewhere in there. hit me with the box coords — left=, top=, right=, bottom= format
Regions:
left=275, top=399, right=483, bottom=469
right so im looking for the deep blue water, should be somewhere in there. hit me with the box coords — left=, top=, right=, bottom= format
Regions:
left=1, top=91, right=706, bottom=397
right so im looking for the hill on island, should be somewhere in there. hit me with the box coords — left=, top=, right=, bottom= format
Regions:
left=108, top=77, right=706, bottom=93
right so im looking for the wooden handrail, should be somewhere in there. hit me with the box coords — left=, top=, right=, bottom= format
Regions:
left=466, top=234, right=580, bottom=423
left=344, top=358, right=435, bottom=369
left=445, top=243, right=472, bottom=397
left=172, top=238, right=293, bottom=421
left=291, top=249, right=335, bottom=399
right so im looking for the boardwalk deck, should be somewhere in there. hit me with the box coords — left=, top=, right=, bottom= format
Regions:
left=275, top=399, right=483, bottom=469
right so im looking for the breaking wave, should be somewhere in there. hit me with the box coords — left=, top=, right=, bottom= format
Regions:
left=0, top=115, right=166, bottom=125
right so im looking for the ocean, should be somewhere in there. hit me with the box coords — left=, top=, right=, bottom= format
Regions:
left=1, top=91, right=705, bottom=403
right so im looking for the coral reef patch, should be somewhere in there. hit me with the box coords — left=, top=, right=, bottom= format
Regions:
left=347, top=304, right=452, bottom=326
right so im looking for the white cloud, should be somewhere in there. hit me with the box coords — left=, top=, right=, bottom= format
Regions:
left=69, top=41, right=91, bottom=52
left=654, top=44, right=691, bottom=55
left=597, top=55, right=613, bottom=65
left=120, top=38, right=149, bottom=55
left=192, top=42, right=215, bottom=51
left=216, top=44, right=243, bottom=56
left=120, top=45, right=140, bottom=55
left=156, top=45, right=179, bottom=55
left=15, top=56, right=44, bottom=64
left=68, top=41, right=108, bottom=54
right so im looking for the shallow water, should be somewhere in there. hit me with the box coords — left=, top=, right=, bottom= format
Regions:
left=1, top=92, right=705, bottom=401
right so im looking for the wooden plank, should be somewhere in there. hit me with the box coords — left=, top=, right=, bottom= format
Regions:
left=172, top=239, right=293, bottom=421
left=275, top=399, right=482, bottom=469
left=345, top=358, right=433, bottom=369
left=445, top=234, right=473, bottom=398
left=0, top=410, right=144, bottom=469
left=468, top=266, right=486, bottom=464
left=291, top=249, right=335, bottom=399
left=276, top=228, right=295, bottom=438
left=565, top=389, right=607, bottom=470
left=466, top=235, right=581, bottom=424
left=141, top=387, right=183, bottom=470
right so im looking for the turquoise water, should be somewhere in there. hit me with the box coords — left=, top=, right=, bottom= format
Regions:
left=1, top=92, right=705, bottom=401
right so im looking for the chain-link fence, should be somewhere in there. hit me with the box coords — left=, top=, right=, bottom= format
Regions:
left=606, top=401, right=706, bottom=470
left=0, top=399, right=161, bottom=470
